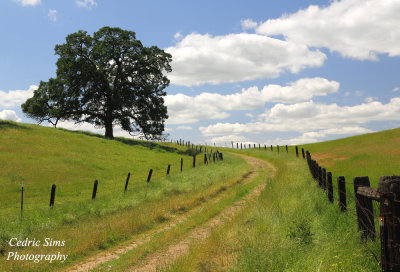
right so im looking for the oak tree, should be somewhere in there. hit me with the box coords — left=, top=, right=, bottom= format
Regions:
left=22, top=27, right=172, bottom=139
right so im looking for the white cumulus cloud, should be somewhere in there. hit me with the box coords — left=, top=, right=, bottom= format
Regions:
left=165, top=77, right=338, bottom=124
left=0, top=85, right=37, bottom=108
left=0, top=110, right=22, bottom=122
left=241, top=19, right=258, bottom=31
left=256, top=0, right=400, bottom=60
left=166, top=32, right=326, bottom=86
left=13, top=0, right=41, bottom=6
left=48, top=9, right=57, bottom=22
left=199, top=98, right=400, bottom=138
left=76, top=0, right=97, bottom=9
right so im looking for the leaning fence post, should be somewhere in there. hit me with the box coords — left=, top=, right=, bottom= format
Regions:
left=124, top=173, right=130, bottom=191
left=338, top=176, right=346, bottom=211
left=354, top=176, right=375, bottom=240
left=50, top=184, right=56, bottom=206
left=327, top=172, right=333, bottom=203
left=92, top=180, right=98, bottom=199
left=295, top=146, right=299, bottom=157
left=167, top=165, right=171, bottom=176
left=378, top=175, right=400, bottom=272
left=147, top=169, right=153, bottom=183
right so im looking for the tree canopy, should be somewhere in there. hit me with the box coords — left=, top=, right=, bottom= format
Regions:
left=22, top=26, right=172, bottom=139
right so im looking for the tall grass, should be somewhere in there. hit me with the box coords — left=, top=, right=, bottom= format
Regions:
left=0, top=121, right=250, bottom=272
left=167, top=148, right=381, bottom=271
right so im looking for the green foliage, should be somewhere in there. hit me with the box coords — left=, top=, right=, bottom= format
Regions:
left=21, top=26, right=172, bottom=139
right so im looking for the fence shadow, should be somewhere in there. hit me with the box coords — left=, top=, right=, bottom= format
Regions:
left=0, top=121, right=31, bottom=130
left=55, top=127, right=196, bottom=156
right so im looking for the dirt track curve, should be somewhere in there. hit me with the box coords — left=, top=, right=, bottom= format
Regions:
left=67, top=154, right=275, bottom=272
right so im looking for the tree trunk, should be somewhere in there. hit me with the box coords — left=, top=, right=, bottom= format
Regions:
left=105, top=121, right=114, bottom=139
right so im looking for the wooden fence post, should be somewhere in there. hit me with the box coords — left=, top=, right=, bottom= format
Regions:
left=125, top=173, right=130, bottom=191
left=327, top=172, right=333, bottom=203
left=302, top=148, right=305, bottom=159
left=193, top=155, right=196, bottom=168
left=219, top=153, right=223, bottom=160
left=322, top=168, right=327, bottom=190
left=167, top=165, right=171, bottom=175
left=180, top=158, right=183, bottom=172
left=378, top=175, right=400, bottom=271
left=204, top=153, right=208, bottom=165
left=50, top=184, right=56, bottom=206
left=92, top=180, right=98, bottom=199
left=296, top=146, right=299, bottom=157
left=254, top=144, right=256, bottom=149
left=147, top=169, right=153, bottom=183
left=241, top=143, right=243, bottom=150
left=271, top=145, right=273, bottom=151
left=237, top=143, right=239, bottom=149
left=249, top=144, right=251, bottom=149
left=286, top=145, right=288, bottom=153
left=277, top=145, right=279, bottom=153
left=319, top=166, right=323, bottom=187
left=21, top=182, right=24, bottom=217
left=264, top=145, right=266, bottom=151
left=354, top=176, right=375, bottom=240
left=338, top=176, right=346, bottom=211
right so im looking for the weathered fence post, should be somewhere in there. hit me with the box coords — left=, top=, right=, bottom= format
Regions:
left=21, top=182, right=24, bottom=217
left=318, top=166, right=322, bottom=187
left=354, top=176, right=375, bottom=240
left=249, top=144, right=251, bottom=149
left=322, top=168, right=327, bottom=190
left=277, top=145, right=279, bottom=153
left=125, top=173, right=130, bottom=191
left=296, top=146, right=299, bottom=157
left=271, top=145, right=273, bottom=151
left=338, top=176, right=346, bottom=211
left=327, top=172, right=333, bottom=203
left=241, top=143, right=243, bottom=150
left=204, top=153, right=208, bottom=165
left=264, top=145, right=266, bottom=151
left=193, top=155, right=196, bottom=168
left=286, top=145, right=288, bottom=153
left=167, top=165, right=171, bottom=176
left=237, top=143, right=239, bottom=149
left=147, top=169, right=153, bottom=183
left=302, top=148, right=305, bottom=159
left=254, top=144, right=256, bottom=149
left=50, top=184, right=56, bottom=206
left=379, top=175, right=400, bottom=272
left=180, top=158, right=183, bottom=172
left=92, top=180, right=98, bottom=199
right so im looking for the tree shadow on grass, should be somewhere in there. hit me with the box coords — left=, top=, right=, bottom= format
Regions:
left=55, top=127, right=197, bottom=156
left=0, top=121, right=31, bottom=130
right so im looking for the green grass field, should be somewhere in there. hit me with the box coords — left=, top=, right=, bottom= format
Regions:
left=1, top=121, right=398, bottom=271
left=0, top=121, right=250, bottom=271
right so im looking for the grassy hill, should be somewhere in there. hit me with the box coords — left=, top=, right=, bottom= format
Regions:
left=0, top=121, right=251, bottom=272
left=300, top=127, right=400, bottom=187
left=164, top=129, right=400, bottom=272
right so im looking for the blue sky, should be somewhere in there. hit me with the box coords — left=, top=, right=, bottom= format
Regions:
left=1, top=0, right=400, bottom=146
